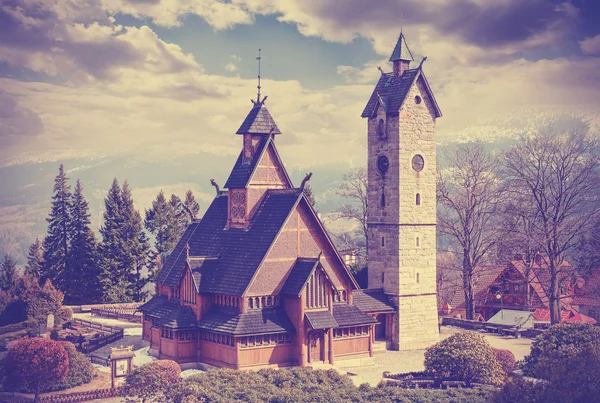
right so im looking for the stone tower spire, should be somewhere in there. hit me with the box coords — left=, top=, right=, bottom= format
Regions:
left=389, top=32, right=414, bottom=77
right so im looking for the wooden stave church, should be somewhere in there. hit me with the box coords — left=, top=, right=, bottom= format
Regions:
left=138, top=95, right=396, bottom=369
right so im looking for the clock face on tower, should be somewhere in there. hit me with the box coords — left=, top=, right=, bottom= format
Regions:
left=412, top=154, right=424, bottom=172
left=377, top=155, right=389, bottom=175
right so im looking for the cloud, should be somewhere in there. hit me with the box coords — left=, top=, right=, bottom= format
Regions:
left=0, top=91, right=44, bottom=144
left=580, top=34, right=600, bottom=56
left=225, top=55, right=242, bottom=72
left=0, top=0, right=202, bottom=85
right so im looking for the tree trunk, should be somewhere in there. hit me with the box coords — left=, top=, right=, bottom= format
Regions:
left=463, top=252, right=474, bottom=320
left=34, top=379, right=40, bottom=403
left=549, top=258, right=561, bottom=325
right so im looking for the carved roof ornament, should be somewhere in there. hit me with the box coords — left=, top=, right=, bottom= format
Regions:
left=210, top=179, right=220, bottom=195
left=300, top=172, right=313, bottom=189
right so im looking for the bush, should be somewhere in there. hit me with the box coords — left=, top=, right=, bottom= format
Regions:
left=53, top=342, right=95, bottom=390
left=60, top=307, right=73, bottom=323
left=493, top=349, right=516, bottom=373
left=424, top=331, right=505, bottom=386
left=3, top=338, right=69, bottom=400
left=169, top=367, right=495, bottom=403
left=125, top=360, right=181, bottom=402
left=520, top=322, right=600, bottom=378
left=50, top=329, right=60, bottom=340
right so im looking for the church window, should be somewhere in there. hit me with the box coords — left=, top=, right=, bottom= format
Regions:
left=415, top=95, right=422, bottom=104
left=179, top=331, right=184, bottom=341
left=416, top=273, right=420, bottom=283
left=416, top=193, right=421, bottom=205
left=377, top=119, right=386, bottom=139
left=249, top=298, right=254, bottom=309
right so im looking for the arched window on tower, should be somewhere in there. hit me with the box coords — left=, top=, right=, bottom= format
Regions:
left=381, top=192, right=386, bottom=208
left=416, top=193, right=421, bottom=205
left=377, top=119, right=385, bottom=139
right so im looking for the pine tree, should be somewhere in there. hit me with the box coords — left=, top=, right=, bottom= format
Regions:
left=25, top=238, right=44, bottom=278
left=184, top=190, right=200, bottom=219
left=303, top=184, right=316, bottom=207
left=99, top=178, right=124, bottom=299
left=42, top=164, right=72, bottom=290
left=120, top=180, right=150, bottom=302
left=0, top=255, right=18, bottom=291
left=64, top=180, right=101, bottom=304
left=145, top=191, right=192, bottom=278
left=100, top=179, right=150, bottom=302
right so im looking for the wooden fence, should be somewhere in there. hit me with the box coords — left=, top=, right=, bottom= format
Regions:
left=5, top=387, right=125, bottom=403
left=90, top=307, right=142, bottom=323
left=88, top=353, right=110, bottom=366
left=69, top=318, right=124, bottom=354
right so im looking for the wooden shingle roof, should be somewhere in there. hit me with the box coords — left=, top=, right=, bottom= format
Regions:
left=137, top=295, right=196, bottom=330
left=224, top=135, right=270, bottom=189
left=236, top=103, right=281, bottom=135
left=352, top=289, right=396, bottom=313
left=333, top=303, right=378, bottom=327
left=155, top=189, right=303, bottom=296
left=361, top=69, right=442, bottom=118
left=197, top=306, right=295, bottom=336
left=280, top=258, right=319, bottom=296
left=305, top=310, right=338, bottom=330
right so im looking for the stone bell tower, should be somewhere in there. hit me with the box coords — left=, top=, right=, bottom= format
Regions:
left=361, top=32, right=442, bottom=350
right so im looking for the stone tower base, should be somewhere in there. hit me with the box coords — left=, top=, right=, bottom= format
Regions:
left=391, top=294, right=439, bottom=350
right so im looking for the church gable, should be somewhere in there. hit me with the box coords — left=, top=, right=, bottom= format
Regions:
left=246, top=196, right=356, bottom=296
left=248, top=141, right=292, bottom=189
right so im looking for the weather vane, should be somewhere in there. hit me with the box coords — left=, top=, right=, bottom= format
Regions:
left=256, top=48, right=262, bottom=103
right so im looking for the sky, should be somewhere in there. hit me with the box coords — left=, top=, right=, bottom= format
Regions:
left=1, top=0, right=600, bottom=263
left=1, top=0, right=600, bottom=169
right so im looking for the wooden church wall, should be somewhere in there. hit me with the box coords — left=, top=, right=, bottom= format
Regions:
left=237, top=343, right=295, bottom=368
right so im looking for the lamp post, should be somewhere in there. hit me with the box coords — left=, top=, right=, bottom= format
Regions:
left=496, top=293, right=504, bottom=319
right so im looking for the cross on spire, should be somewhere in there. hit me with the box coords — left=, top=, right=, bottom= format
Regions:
left=256, top=48, right=262, bottom=103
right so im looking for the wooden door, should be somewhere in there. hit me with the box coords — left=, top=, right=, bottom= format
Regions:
left=309, top=332, right=323, bottom=362
left=375, top=314, right=386, bottom=340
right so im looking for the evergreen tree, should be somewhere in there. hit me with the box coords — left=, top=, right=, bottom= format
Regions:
left=303, top=184, right=316, bottom=207
left=169, top=194, right=189, bottom=234
left=120, top=181, right=150, bottom=302
left=25, top=238, right=44, bottom=278
left=184, top=189, right=200, bottom=219
left=0, top=255, right=18, bottom=291
left=99, top=178, right=124, bottom=299
left=42, top=164, right=72, bottom=290
left=64, top=180, right=101, bottom=304
left=145, top=192, right=179, bottom=277
left=99, top=179, right=150, bottom=302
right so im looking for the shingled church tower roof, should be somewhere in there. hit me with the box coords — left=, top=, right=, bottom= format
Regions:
left=236, top=99, right=282, bottom=135
left=389, top=32, right=414, bottom=62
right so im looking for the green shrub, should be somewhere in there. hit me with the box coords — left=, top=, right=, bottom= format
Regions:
left=495, top=345, right=600, bottom=403
left=53, top=342, right=95, bottom=390
left=170, top=367, right=495, bottom=403
left=520, top=322, right=600, bottom=378
left=60, top=307, right=73, bottom=323
left=50, top=329, right=60, bottom=340
left=125, top=360, right=181, bottom=402
left=424, top=331, right=505, bottom=386
left=493, top=349, right=516, bottom=373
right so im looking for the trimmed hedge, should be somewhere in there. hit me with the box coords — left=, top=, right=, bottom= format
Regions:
left=493, top=349, right=516, bottom=373
left=166, top=368, right=494, bottom=403
left=520, top=322, right=600, bottom=378
left=424, top=331, right=505, bottom=386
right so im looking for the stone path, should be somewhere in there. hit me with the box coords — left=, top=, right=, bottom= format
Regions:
left=338, top=325, right=533, bottom=386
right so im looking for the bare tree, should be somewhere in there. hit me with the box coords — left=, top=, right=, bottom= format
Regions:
left=495, top=200, right=544, bottom=310
left=503, top=117, right=600, bottom=324
left=437, top=143, right=502, bottom=320
left=437, top=251, right=462, bottom=309
left=333, top=167, right=368, bottom=254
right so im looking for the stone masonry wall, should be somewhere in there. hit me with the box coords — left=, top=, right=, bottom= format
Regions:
left=366, top=73, right=439, bottom=350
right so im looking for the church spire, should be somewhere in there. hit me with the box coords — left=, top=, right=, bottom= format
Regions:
left=390, top=32, right=413, bottom=77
